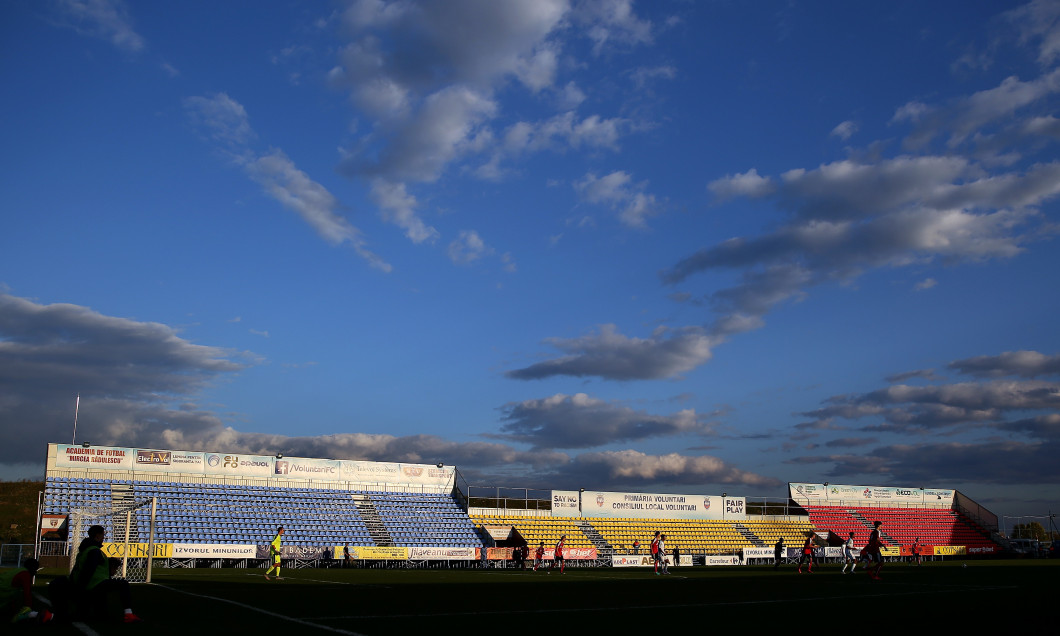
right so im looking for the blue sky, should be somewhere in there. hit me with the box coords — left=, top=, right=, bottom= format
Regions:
left=2, top=0, right=1059, bottom=518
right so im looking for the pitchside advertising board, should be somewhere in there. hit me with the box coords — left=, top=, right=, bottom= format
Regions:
left=574, top=490, right=747, bottom=520
left=52, top=443, right=455, bottom=487
left=329, top=546, right=478, bottom=561
left=612, top=554, right=693, bottom=567
left=743, top=547, right=775, bottom=559
left=788, top=482, right=955, bottom=505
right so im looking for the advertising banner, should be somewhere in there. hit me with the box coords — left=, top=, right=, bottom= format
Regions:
left=723, top=497, right=747, bottom=518
left=551, top=490, right=581, bottom=516
left=967, top=545, right=999, bottom=555
left=880, top=546, right=902, bottom=557
left=487, top=546, right=596, bottom=560
left=483, top=547, right=512, bottom=560
left=823, top=547, right=843, bottom=558
left=204, top=452, right=274, bottom=477
left=394, top=463, right=454, bottom=487
left=58, top=445, right=135, bottom=469
left=132, top=449, right=207, bottom=474
left=742, top=547, right=775, bottom=559
left=274, top=457, right=343, bottom=479
left=612, top=553, right=692, bottom=566
left=351, top=546, right=409, bottom=560
left=933, top=545, right=967, bottom=556
left=612, top=554, right=654, bottom=567
left=101, top=542, right=172, bottom=559
left=923, top=488, right=955, bottom=504
left=705, top=555, right=744, bottom=566
left=339, top=460, right=454, bottom=487
left=407, top=547, right=476, bottom=560
left=339, top=460, right=401, bottom=482
left=581, top=491, right=742, bottom=520
left=561, top=547, right=597, bottom=560
left=789, top=483, right=827, bottom=500
left=54, top=444, right=457, bottom=488
left=256, top=545, right=331, bottom=559
left=171, top=544, right=256, bottom=558
left=789, top=482, right=955, bottom=506
left=896, top=545, right=930, bottom=556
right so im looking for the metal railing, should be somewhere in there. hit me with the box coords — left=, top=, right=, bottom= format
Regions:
left=0, top=543, right=36, bottom=567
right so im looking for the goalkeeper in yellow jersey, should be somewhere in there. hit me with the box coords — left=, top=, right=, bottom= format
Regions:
left=264, top=526, right=284, bottom=580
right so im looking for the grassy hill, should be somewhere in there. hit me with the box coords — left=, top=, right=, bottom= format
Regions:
left=0, top=479, right=44, bottom=543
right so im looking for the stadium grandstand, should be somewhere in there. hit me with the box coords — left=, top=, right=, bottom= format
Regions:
left=788, top=482, right=1003, bottom=558
left=35, top=442, right=1005, bottom=575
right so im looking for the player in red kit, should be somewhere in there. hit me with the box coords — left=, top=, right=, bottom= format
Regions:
left=650, top=531, right=661, bottom=574
left=552, top=535, right=566, bottom=574
left=860, top=521, right=884, bottom=580
left=797, top=534, right=815, bottom=574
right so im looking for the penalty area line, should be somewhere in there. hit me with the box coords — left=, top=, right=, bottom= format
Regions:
left=152, top=583, right=367, bottom=636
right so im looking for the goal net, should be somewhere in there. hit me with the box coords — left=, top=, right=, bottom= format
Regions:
left=68, top=497, right=157, bottom=583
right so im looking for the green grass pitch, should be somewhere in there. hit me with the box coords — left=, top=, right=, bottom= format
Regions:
left=28, top=560, right=1058, bottom=634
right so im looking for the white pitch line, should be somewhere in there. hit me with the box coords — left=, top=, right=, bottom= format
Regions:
left=152, top=583, right=367, bottom=636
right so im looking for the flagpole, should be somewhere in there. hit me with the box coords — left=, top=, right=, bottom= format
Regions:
left=72, top=394, right=80, bottom=444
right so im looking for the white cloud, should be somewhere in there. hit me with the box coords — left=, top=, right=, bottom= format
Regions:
left=185, top=94, right=391, bottom=271
left=514, top=45, right=560, bottom=93
left=557, top=81, right=587, bottom=109
left=949, top=350, right=1060, bottom=378
left=503, top=112, right=630, bottom=155
left=899, top=69, right=1060, bottom=149
left=574, top=0, right=653, bottom=55
left=53, top=0, right=144, bottom=52
left=330, top=0, right=661, bottom=248
left=341, top=0, right=570, bottom=88
left=354, top=78, right=411, bottom=119
left=369, top=179, right=439, bottom=243
left=351, top=85, right=498, bottom=183
left=831, top=120, right=858, bottom=140
left=891, top=101, right=931, bottom=124
left=0, top=293, right=252, bottom=464
left=448, top=229, right=492, bottom=265
left=558, top=449, right=780, bottom=487
left=497, top=392, right=708, bottom=449
left=1007, top=0, right=1060, bottom=66
left=914, top=277, right=937, bottom=291
left=575, top=170, right=660, bottom=227
left=663, top=79, right=1060, bottom=358
left=708, top=168, right=775, bottom=200
left=507, top=324, right=715, bottom=380
left=183, top=93, right=255, bottom=149
left=630, top=65, right=676, bottom=88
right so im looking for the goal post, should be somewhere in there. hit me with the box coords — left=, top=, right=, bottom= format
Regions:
left=68, top=497, right=157, bottom=583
